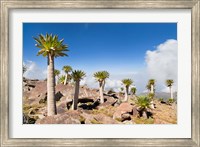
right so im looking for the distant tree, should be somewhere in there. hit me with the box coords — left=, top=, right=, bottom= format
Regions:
left=93, top=71, right=110, bottom=103
left=148, top=79, right=155, bottom=94
left=59, top=75, right=65, bottom=84
left=71, top=70, right=86, bottom=110
left=121, top=79, right=133, bottom=102
left=166, top=79, right=174, bottom=99
left=34, top=33, right=68, bottom=116
left=147, top=79, right=155, bottom=109
left=62, top=65, right=72, bottom=85
left=130, top=87, right=137, bottom=96
left=54, top=69, right=60, bottom=85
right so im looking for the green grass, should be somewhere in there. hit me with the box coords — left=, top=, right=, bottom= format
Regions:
left=133, top=117, right=154, bottom=124
left=92, top=106, right=115, bottom=117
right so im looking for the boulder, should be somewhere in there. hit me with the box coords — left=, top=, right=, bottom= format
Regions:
left=25, top=81, right=47, bottom=105
left=94, top=114, right=119, bottom=124
left=36, top=110, right=82, bottom=124
left=113, top=102, right=133, bottom=121
left=132, top=106, right=139, bottom=117
left=81, top=112, right=119, bottom=124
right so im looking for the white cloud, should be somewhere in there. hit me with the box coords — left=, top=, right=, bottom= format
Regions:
left=24, top=60, right=47, bottom=80
left=145, top=39, right=177, bottom=92
left=104, top=79, right=123, bottom=92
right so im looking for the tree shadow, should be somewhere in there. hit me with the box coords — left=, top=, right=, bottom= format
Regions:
left=79, top=98, right=100, bottom=110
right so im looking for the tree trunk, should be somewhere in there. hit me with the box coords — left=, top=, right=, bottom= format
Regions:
left=150, top=101, right=155, bottom=109
left=170, top=86, right=173, bottom=99
left=102, top=80, right=105, bottom=92
left=56, top=76, right=59, bottom=85
left=99, top=82, right=104, bottom=103
left=72, top=80, right=80, bottom=110
left=47, top=54, right=57, bottom=116
left=64, top=73, right=68, bottom=85
left=150, top=84, right=155, bottom=109
left=150, top=84, right=154, bottom=93
left=124, top=86, right=128, bottom=102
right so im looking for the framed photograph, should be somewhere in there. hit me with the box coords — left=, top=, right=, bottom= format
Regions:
left=0, top=0, right=199, bottom=146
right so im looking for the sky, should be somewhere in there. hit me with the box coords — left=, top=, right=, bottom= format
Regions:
left=23, top=23, right=177, bottom=93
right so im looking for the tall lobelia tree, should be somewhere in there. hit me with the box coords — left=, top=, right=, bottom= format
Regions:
left=130, top=87, right=137, bottom=96
left=93, top=71, right=110, bottom=104
left=148, top=79, right=155, bottom=94
left=62, top=65, right=72, bottom=85
left=54, top=69, right=60, bottom=85
left=71, top=70, right=86, bottom=110
left=147, top=79, right=155, bottom=109
left=122, top=79, right=133, bottom=102
left=34, top=33, right=68, bottom=116
left=166, top=79, right=174, bottom=99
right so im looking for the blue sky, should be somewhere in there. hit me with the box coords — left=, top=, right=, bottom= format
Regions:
left=23, top=23, right=177, bottom=93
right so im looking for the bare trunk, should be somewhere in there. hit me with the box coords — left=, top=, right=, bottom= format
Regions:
left=150, top=84, right=154, bottom=94
left=150, top=84, right=155, bottom=109
left=170, top=86, right=173, bottom=99
left=124, top=86, right=128, bottom=102
left=47, top=54, right=57, bottom=116
left=102, top=80, right=105, bottom=92
left=64, top=73, right=68, bottom=85
left=99, top=82, right=104, bottom=103
left=56, top=76, right=59, bottom=85
left=72, top=80, right=80, bottom=110
left=150, top=101, right=155, bottom=109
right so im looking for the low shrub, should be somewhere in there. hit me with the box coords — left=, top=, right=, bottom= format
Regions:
left=168, top=98, right=174, bottom=103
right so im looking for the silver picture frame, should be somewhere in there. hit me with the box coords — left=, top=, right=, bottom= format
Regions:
left=0, top=0, right=199, bottom=146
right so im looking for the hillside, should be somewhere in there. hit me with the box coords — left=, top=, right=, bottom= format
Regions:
left=23, top=78, right=177, bottom=124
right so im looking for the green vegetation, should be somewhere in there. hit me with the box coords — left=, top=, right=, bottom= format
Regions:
left=158, top=98, right=164, bottom=102
left=92, top=106, right=115, bottom=117
left=148, top=93, right=155, bottom=100
left=130, top=87, right=136, bottom=95
left=136, top=96, right=151, bottom=119
left=134, top=117, right=154, bottom=124
left=59, top=75, right=65, bottom=84
left=168, top=98, right=174, bottom=103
